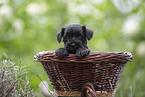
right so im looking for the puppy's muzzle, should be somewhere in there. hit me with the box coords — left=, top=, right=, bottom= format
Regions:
left=65, top=42, right=79, bottom=54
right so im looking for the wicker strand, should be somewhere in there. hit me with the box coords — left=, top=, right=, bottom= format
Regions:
left=81, top=82, right=97, bottom=97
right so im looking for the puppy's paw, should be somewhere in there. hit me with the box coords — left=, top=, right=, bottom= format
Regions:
left=55, top=48, right=69, bottom=57
left=76, top=48, right=90, bottom=57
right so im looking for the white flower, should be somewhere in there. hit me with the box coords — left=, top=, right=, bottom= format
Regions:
left=14, top=66, right=19, bottom=70
left=136, top=41, right=145, bottom=57
left=0, top=4, right=13, bottom=18
left=3, top=59, right=8, bottom=64
left=67, top=2, right=80, bottom=15
left=112, top=0, right=140, bottom=13
left=67, top=2, right=94, bottom=17
left=26, top=2, right=48, bottom=16
left=67, top=2, right=102, bottom=18
left=122, top=15, right=140, bottom=36
left=77, top=4, right=93, bottom=16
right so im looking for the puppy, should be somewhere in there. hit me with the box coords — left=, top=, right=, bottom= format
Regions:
left=55, top=23, right=93, bottom=57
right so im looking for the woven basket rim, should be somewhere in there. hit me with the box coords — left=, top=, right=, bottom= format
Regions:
left=34, top=50, right=133, bottom=63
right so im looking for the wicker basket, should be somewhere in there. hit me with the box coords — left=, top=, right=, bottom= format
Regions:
left=34, top=51, right=133, bottom=97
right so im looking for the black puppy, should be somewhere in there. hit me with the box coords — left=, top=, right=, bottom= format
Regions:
left=55, top=23, right=93, bottom=57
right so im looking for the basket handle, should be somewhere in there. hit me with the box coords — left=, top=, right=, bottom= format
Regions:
left=81, top=82, right=97, bottom=97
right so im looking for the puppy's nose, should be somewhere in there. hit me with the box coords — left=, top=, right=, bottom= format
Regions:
left=71, top=43, right=75, bottom=47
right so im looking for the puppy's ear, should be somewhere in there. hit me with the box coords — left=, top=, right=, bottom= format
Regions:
left=82, top=25, right=93, bottom=40
left=57, top=27, right=65, bottom=43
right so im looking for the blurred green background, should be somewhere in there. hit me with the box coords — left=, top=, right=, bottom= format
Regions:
left=0, top=0, right=145, bottom=96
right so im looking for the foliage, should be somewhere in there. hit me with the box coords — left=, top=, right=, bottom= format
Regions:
left=0, top=0, right=145, bottom=96
left=0, top=54, right=35, bottom=97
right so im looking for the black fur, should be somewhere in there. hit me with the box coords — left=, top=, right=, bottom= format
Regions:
left=55, top=23, right=93, bottom=57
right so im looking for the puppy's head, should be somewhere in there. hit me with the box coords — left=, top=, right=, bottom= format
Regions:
left=57, top=23, right=93, bottom=54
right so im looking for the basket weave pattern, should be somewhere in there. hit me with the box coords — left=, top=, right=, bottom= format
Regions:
left=34, top=51, right=132, bottom=96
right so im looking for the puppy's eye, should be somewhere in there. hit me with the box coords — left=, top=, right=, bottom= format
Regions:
left=63, top=37, right=68, bottom=42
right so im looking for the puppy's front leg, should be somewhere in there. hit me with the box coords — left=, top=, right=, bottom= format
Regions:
left=76, top=48, right=90, bottom=57
left=55, top=48, right=69, bottom=57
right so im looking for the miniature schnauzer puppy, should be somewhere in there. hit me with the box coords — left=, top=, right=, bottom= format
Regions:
left=55, top=23, right=93, bottom=57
